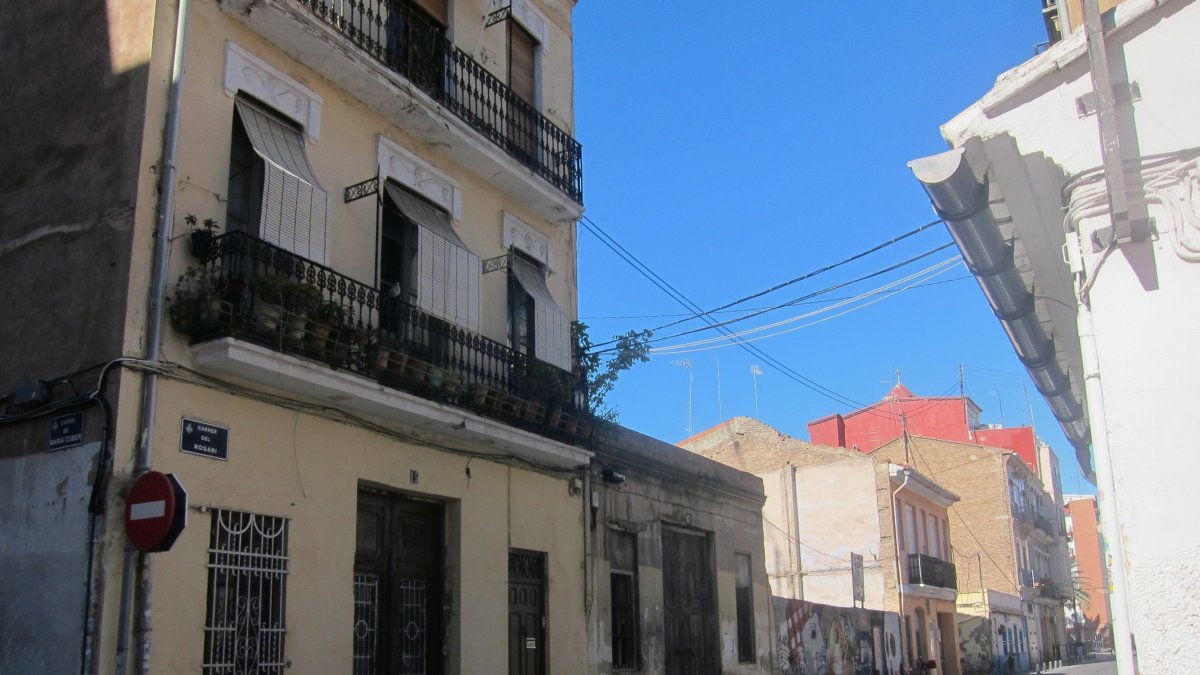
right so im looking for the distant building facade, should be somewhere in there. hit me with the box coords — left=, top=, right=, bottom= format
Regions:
left=1064, top=496, right=1111, bottom=649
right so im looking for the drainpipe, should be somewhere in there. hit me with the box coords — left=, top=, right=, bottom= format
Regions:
left=891, top=467, right=910, bottom=668
left=583, top=468, right=593, bottom=618
left=1071, top=262, right=1136, bottom=675
left=114, top=0, right=192, bottom=672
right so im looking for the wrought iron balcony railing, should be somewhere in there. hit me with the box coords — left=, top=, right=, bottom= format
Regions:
left=171, top=232, right=590, bottom=444
left=1018, top=568, right=1035, bottom=587
left=1034, top=512, right=1058, bottom=536
left=299, top=0, right=583, bottom=203
left=907, top=553, right=957, bottom=591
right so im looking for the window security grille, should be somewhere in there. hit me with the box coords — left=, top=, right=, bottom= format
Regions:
left=353, top=574, right=380, bottom=675
left=203, top=509, right=290, bottom=674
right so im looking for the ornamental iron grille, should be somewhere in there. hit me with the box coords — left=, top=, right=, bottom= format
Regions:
left=397, top=579, right=429, bottom=673
left=352, top=574, right=380, bottom=675
left=296, top=0, right=582, bottom=203
left=203, top=510, right=290, bottom=674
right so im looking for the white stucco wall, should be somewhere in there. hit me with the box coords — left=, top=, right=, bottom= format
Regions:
left=941, top=1, right=1200, bottom=670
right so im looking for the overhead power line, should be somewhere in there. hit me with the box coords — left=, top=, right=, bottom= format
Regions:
left=579, top=216, right=947, bottom=421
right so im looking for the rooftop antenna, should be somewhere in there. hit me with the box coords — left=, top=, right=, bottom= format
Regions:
left=750, top=365, right=763, bottom=420
left=990, top=389, right=1005, bottom=427
left=716, top=358, right=724, bottom=422
left=672, top=359, right=694, bottom=437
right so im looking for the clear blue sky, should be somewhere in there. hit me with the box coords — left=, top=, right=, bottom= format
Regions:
left=571, top=2, right=1097, bottom=497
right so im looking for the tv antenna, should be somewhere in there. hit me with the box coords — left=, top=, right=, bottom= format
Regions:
left=750, top=365, right=764, bottom=420
left=672, top=359, right=694, bottom=436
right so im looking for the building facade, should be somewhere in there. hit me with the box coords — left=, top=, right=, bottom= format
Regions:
left=909, top=1, right=1200, bottom=670
left=0, top=1, right=775, bottom=674
left=682, top=418, right=963, bottom=675
left=1064, top=496, right=1111, bottom=650
left=870, top=436, right=1069, bottom=670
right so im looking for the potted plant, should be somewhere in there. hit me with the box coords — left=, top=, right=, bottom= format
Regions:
left=365, top=329, right=400, bottom=377
left=168, top=265, right=227, bottom=336
left=328, top=318, right=368, bottom=369
left=305, top=300, right=344, bottom=356
left=282, top=281, right=322, bottom=344
left=186, top=214, right=220, bottom=259
left=250, top=274, right=288, bottom=333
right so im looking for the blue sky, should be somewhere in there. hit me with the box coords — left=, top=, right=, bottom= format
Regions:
left=571, top=3, right=1097, bottom=497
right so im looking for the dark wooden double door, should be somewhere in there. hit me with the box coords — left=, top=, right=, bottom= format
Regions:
left=356, top=491, right=445, bottom=675
left=662, top=527, right=719, bottom=675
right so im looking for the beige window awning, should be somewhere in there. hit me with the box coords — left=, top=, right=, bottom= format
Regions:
left=511, top=254, right=571, bottom=371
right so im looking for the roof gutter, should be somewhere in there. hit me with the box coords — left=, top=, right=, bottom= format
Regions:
left=908, top=148, right=1094, bottom=482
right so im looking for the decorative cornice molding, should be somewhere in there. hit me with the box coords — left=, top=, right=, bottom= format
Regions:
left=377, top=136, right=462, bottom=220
left=511, top=0, right=551, bottom=50
left=223, top=41, right=322, bottom=141
left=503, top=211, right=554, bottom=271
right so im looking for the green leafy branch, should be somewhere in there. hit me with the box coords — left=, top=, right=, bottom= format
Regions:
left=573, top=321, right=651, bottom=423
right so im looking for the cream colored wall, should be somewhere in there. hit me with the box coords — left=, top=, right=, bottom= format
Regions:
left=143, top=377, right=585, bottom=673
left=167, top=0, right=578, bottom=360
left=793, top=460, right=886, bottom=610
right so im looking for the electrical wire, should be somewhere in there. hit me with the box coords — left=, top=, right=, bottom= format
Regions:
left=580, top=216, right=968, bottom=422
left=651, top=258, right=964, bottom=354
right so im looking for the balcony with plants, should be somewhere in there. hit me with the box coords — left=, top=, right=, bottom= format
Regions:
left=219, top=0, right=583, bottom=220
left=169, top=231, right=594, bottom=465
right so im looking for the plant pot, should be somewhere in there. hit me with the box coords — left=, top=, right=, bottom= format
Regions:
left=254, top=301, right=284, bottom=332
left=285, top=312, right=307, bottom=344
left=365, top=346, right=392, bottom=376
left=305, top=319, right=332, bottom=356
left=189, top=230, right=215, bottom=259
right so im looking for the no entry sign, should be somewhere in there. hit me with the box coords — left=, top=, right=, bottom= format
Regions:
left=125, top=471, right=188, bottom=552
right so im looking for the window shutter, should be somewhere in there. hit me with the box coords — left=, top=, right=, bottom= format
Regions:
left=389, top=183, right=479, bottom=332
left=508, top=22, right=537, bottom=105
left=511, top=255, right=571, bottom=372
left=234, top=98, right=328, bottom=264
left=413, top=0, right=448, bottom=27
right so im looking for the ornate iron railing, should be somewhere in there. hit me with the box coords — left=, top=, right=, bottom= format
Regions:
left=907, top=553, right=957, bottom=590
left=1034, top=512, right=1058, bottom=536
left=299, top=0, right=583, bottom=203
left=173, top=232, right=588, bottom=443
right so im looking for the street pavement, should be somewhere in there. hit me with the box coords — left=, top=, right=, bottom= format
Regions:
left=1035, top=653, right=1116, bottom=675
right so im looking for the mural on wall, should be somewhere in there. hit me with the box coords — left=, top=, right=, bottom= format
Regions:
left=958, top=616, right=995, bottom=675
left=774, top=598, right=903, bottom=675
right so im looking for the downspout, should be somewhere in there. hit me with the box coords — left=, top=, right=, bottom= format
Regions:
left=1070, top=246, right=1136, bottom=675
left=115, top=0, right=192, bottom=672
left=891, top=468, right=910, bottom=669
left=583, top=468, right=593, bottom=618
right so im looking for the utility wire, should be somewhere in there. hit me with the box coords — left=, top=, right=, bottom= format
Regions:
left=581, top=216, right=936, bottom=420
left=592, top=242, right=958, bottom=354
left=579, top=274, right=972, bottom=321
left=641, top=218, right=943, bottom=335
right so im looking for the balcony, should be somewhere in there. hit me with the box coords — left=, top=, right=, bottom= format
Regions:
left=171, top=232, right=593, bottom=466
left=1019, top=568, right=1035, bottom=587
left=907, top=553, right=957, bottom=591
left=1034, top=512, right=1058, bottom=536
left=1038, top=581, right=1070, bottom=602
left=219, top=0, right=583, bottom=221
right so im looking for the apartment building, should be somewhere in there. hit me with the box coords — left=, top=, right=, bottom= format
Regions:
left=682, top=418, right=964, bottom=675
left=0, top=1, right=775, bottom=674
left=1064, top=496, right=1111, bottom=650
left=870, top=436, right=1069, bottom=671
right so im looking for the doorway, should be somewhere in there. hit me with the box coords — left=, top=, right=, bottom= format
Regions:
left=661, top=527, right=718, bottom=675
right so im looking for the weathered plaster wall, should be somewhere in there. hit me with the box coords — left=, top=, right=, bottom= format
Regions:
left=590, top=425, right=772, bottom=674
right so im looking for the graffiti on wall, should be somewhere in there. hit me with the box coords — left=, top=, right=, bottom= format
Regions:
left=958, top=616, right=994, bottom=675
left=774, top=598, right=903, bottom=675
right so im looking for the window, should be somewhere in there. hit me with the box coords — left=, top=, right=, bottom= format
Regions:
left=735, top=552, right=755, bottom=663
left=381, top=182, right=480, bottom=332
left=904, top=505, right=918, bottom=555
left=353, top=489, right=446, bottom=675
left=227, top=97, right=328, bottom=264
left=508, top=253, right=572, bottom=371
left=507, top=19, right=538, bottom=161
left=926, top=514, right=940, bottom=561
left=896, top=499, right=905, bottom=550
left=608, top=530, right=639, bottom=670
left=203, top=509, right=289, bottom=674
left=941, top=519, right=950, bottom=560
left=918, top=509, right=928, bottom=555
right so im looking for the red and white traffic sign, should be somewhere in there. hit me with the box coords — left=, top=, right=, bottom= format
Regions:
left=125, top=471, right=188, bottom=552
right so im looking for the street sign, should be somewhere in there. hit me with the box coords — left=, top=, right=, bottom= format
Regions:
left=181, top=418, right=229, bottom=460
left=125, top=471, right=188, bottom=552
left=851, top=552, right=865, bottom=603
left=48, top=411, right=85, bottom=451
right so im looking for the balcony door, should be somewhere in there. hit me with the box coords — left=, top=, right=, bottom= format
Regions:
left=507, top=20, right=538, bottom=163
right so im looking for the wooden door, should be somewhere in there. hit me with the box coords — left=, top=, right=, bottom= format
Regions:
left=508, top=550, right=546, bottom=675
left=661, top=527, right=718, bottom=675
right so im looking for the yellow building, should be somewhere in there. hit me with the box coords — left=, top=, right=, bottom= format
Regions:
left=0, top=1, right=780, bottom=673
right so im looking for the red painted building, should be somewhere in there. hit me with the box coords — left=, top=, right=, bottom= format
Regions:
left=807, top=383, right=1042, bottom=476
left=1064, top=497, right=1111, bottom=648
